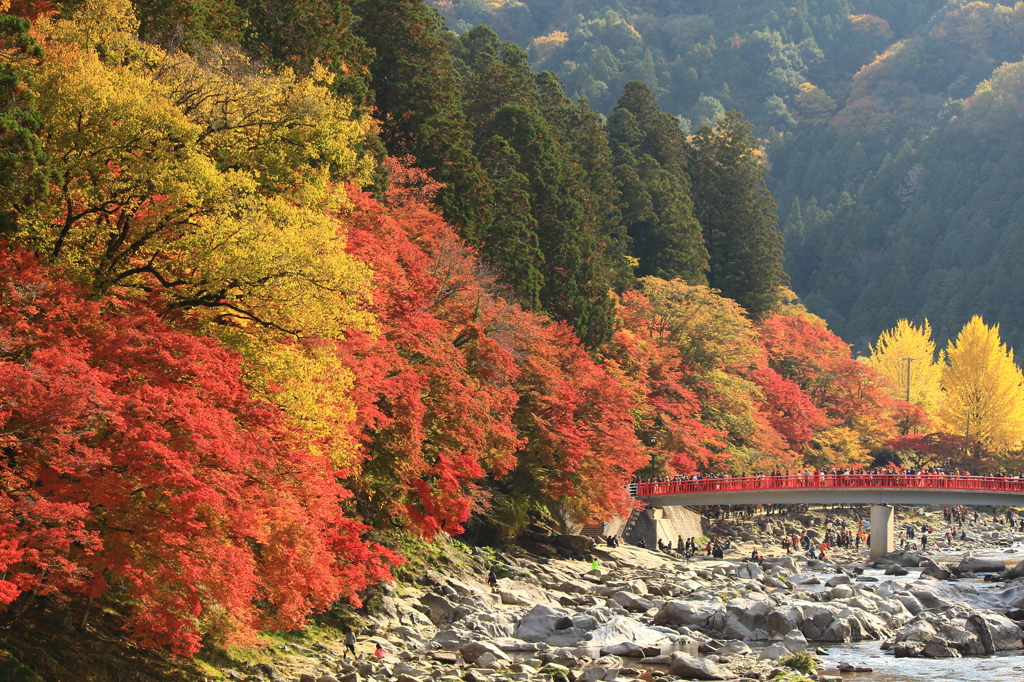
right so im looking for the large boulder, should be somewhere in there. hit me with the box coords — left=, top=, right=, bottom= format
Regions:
left=609, top=591, right=654, bottom=613
left=583, top=615, right=671, bottom=649
left=667, top=653, right=730, bottom=680
left=957, top=556, right=1007, bottom=574
left=737, top=563, right=763, bottom=580
left=722, top=597, right=772, bottom=639
left=653, top=599, right=723, bottom=628
left=420, top=593, right=459, bottom=625
left=460, top=642, right=512, bottom=665
left=514, top=604, right=574, bottom=642
left=552, top=535, right=596, bottom=559
left=766, top=605, right=804, bottom=637
left=874, top=550, right=923, bottom=568
left=783, top=630, right=808, bottom=653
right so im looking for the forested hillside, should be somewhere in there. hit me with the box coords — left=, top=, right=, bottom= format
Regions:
left=433, top=0, right=1024, bottom=351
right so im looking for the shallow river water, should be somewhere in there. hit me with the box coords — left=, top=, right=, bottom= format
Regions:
left=818, top=642, right=1024, bottom=682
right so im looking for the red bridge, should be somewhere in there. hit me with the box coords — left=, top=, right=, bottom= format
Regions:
left=629, top=473, right=1024, bottom=507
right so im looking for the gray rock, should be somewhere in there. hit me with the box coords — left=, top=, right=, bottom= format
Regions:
left=300, top=675, right=317, bottom=682
left=957, top=556, right=1007, bottom=574
left=666, top=653, right=730, bottom=680
left=782, top=630, right=808, bottom=653
left=875, top=551, right=923, bottom=567
left=714, top=640, right=751, bottom=656
left=757, top=643, right=789, bottom=661
left=420, top=593, right=459, bottom=625
left=461, top=642, right=512, bottom=665
left=515, top=604, right=575, bottom=642
left=610, top=592, right=655, bottom=613
left=922, top=636, right=962, bottom=658
left=825, top=574, right=853, bottom=586
left=393, top=662, right=430, bottom=679
left=653, top=600, right=722, bottom=628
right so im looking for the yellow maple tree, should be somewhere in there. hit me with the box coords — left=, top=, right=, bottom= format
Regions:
left=940, top=316, right=1024, bottom=454
left=868, top=318, right=944, bottom=413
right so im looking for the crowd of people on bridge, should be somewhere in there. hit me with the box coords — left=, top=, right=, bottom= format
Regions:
left=632, top=463, right=1017, bottom=485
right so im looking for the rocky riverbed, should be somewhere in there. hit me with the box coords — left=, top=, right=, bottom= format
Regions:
left=217, top=509, right=1024, bottom=682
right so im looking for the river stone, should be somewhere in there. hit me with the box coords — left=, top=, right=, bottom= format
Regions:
left=923, top=636, right=962, bottom=658
left=875, top=550, right=923, bottom=567
left=583, top=615, right=670, bottom=649
left=393, top=662, right=431, bottom=678
left=825, top=574, right=853, bottom=586
left=601, top=642, right=644, bottom=657
left=829, top=585, right=854, bottom=600
left=957, top=556, right=1007, bottom=573
left=578, top=667, right=617, bottom=682
left=783, top=630, right=808, bottom=653
left=766, top=606, right=804, bottom=637
left=820, top=617, right=852, bottom=642
left=884, top=564, right=909, bottom=576
left=610, top=591, right=654, bottom=612
left=758, top=643, right=789, bottom=661
left=653, top=599, right=722, bottom=628
left=515, top=604, right=574, bottom=642
left=461, top=642, right=512, bottom=665
left=714, top=640, right=751, bottom=656
left=420, top=593, right=459, bottom=625
left=920, top=562, right=952, bottom=580
left=667, top=653, right=730, bottom=680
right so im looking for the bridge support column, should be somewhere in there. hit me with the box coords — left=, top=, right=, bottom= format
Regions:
left=870, top=504, right=894, bottom=560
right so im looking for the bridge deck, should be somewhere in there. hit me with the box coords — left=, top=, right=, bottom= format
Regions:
left=631, top=474, right=1024, bottom=507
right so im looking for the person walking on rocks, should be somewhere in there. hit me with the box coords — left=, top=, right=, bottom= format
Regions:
left=344, top=628, right=357, bottom=658
left=921, top=533, right=928, bottom=552
left=487, top=567, right=498, bottom=591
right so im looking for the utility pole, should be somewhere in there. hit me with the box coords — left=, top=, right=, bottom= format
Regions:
left=905, top=357, right=915, bottom=403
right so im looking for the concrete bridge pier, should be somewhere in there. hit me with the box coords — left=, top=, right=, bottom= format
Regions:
left=869, top=504, right=895, bottom=560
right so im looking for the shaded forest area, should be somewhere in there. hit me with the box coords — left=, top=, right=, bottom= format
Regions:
left=433, top=0, right=1024, bottom=352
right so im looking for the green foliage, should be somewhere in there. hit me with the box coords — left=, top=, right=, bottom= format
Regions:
left=779, top=652, right=817, bottom=676
left=355, top=0, right=491, bottom=236
left=687, top=112, right=785, bottom=318
left=608, top=81, right=708, bottom=284
left=0, top=15, right=55, bottom=236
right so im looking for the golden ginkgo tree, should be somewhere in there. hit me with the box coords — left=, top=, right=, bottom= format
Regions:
left=940, top=316, right=1024, bottom=455
left=868, top=318, right=943, bottom=412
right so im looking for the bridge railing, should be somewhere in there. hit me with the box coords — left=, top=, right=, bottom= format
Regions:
left=634, top=474, right=1024, bottom=498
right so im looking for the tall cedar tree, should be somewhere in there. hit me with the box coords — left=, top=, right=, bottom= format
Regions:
left=686, top=111, right=785, bottom=318
left=533, top=73, right=632, bottom=293
left=0, top=14, right=53, bottom=236
left=449, top=26, right=544, bottom=307
left=608, top=81, right=708, bottom=285
left=451, top=28, right=621, bottom=339
left=483, top=103, right=615, bottom=348
left=353, top=0, right=490, bottom=238
left=240, top=0, right=373, bottom=107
